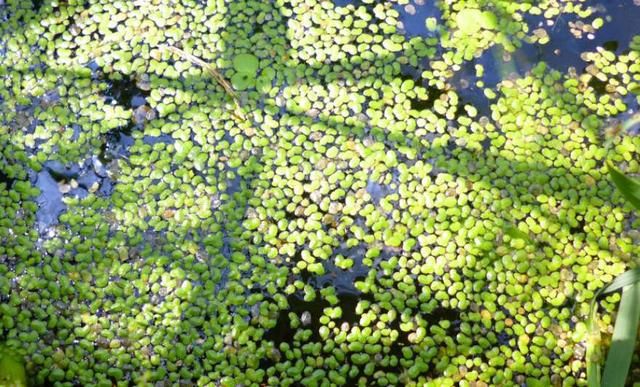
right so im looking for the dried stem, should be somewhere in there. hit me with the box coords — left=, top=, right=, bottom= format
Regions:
left=163, top=45, right=246, bottom=120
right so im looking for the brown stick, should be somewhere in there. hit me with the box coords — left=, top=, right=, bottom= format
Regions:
left=163, top=45, right=246, bottom=120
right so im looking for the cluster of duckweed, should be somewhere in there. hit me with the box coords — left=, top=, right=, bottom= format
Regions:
left=2, top=0, right=640, bottom=385
left=399, top=0, right=602, bottom=91
left=579, top=36, right=640, bottom=117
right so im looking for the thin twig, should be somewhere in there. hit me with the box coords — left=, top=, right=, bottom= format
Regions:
left=163, top=45, right=246, bottom=120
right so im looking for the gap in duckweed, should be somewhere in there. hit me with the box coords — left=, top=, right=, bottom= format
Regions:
left=0, top=169, right=14, bottom=188
left=98, top=72, right=157, bottom=162
left=33, top=157, right=114, bottom=232
left=0, top=2, right=8, bottom=24
left=265, top=239, right=465, bottom=372
left=142, top=133, right=174, bottom=145
left=523, top=0, right=640, bottom=72
left=386, top=305, right=461, bottom=377
left=103, top=74, right=150, bottom=109
left=46, top=158, right=113, bottom=197
left=223, top=167, right=244, bottom=197
left=302, top=244, right=372, bottom=295
left=332, top=0, right=372, bottom=8
left=366, top=178, right=396, bottom=205
left=602, top=40, right=618, bottom=52
left=587, top=72, right=609, bottom=95
left=394, top=1, right=442, bottom=38
left=451, top=0, right=640, bottom=120
left=30, top=0, right=44, bottom=12
left=400, top=66, right=447, bottom=111
left=11, top=103, right=38, bottom=131
left=85, top=60, right=101, bottom=79
left=99, top=124, right=134, bottom=163
left=33, top=169, right=65, bottom=232
left=264, top=291, right=370, bottom=346
left=525, top=0, right=638, bottom=76
left=264, top=243, right=424, bottom=353
left=622, top=96, right=640, bottom=135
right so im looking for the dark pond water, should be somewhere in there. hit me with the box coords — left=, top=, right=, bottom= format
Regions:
left=33, top=157, right=114, bottom=231
left=333, top=0, right=640, bottom=118
left=453, top=0, right=640, bottom=115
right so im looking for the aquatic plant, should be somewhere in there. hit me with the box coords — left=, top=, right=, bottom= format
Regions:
left=0, top=0, right=640, bottom=385
left=0, top=346, right=26, bottom=387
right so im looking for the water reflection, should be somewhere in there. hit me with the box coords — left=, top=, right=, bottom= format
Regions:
left=395, top=0, right=441, bottom=37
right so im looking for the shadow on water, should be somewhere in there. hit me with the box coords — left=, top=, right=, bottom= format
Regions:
left=0, top=169, right=14, bottom=188
left=104, top=78, right=150, bottom=109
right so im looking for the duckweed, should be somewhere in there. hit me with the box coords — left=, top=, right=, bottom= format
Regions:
left=1, top=0, right=640, bottom=385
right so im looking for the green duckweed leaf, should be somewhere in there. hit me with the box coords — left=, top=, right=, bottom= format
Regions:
left=503, top=223, right=532, bottom=243
left=456, top=9, right=497, bottom=35
left=231, top=72, right=255, bottom=91
left=425, top=17, right=438, bottom=32
left=0, top=351, right=27, bottom=387
left=526, top=377, right=550, bottom=387
left=607, top=161, right=640, bottom=210
left=233, top=53, right=259, bottom=74
left=456, top=9, right=483, bottom=35
left=480, top=11, right=498, bottom=30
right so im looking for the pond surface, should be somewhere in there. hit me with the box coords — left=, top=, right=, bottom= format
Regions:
left=1, top=0, right=640, bottom=385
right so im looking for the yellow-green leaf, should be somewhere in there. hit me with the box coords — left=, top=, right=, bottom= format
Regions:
left=0, top=352, right=26, bottom=387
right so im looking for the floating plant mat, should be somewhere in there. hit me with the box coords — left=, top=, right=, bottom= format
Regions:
left=1, top=0, right=640, bottom=385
